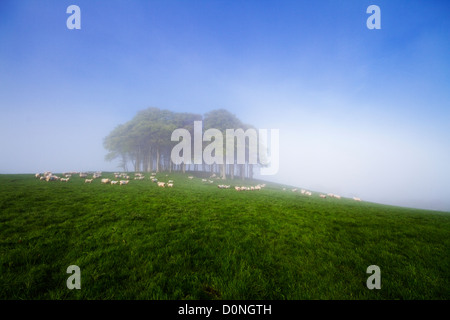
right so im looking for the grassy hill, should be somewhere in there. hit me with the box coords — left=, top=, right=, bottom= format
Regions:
left=0, top=172, right=448, bottom=299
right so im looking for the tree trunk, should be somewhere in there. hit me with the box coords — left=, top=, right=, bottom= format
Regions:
left=156, top=148, right=160, bottom=173
left=221, top=163, right=226, bottom=180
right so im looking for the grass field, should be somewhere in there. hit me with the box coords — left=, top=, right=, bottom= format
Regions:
left=0, top=173, right=449, bottom=300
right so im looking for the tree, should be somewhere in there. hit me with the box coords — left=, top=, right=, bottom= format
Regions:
left=104, top=107, right=258, bottom=180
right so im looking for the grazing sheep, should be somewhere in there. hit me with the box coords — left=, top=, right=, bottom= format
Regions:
left=111, top=180, right=119, bottom=185
left=85, top=179, right=93, bottom=183
left=60, top=178, right=70, bottom=182
left=188, top=176, right=194, bottom=180
left=119, top=180, right=129, bottom=185
left=101, top=178, right=111, bottom=184
left=167, top=183, right=174, bottom=188
left=157, top=182, right=165, bottom=188
left=320, top=194, right=327, bottom=199
left=353, top=197, right=361, bottom=201
left=35, top=173, right=41, bottom=178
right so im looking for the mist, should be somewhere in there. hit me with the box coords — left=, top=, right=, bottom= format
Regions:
left=1, top=0, right=449, bottom=212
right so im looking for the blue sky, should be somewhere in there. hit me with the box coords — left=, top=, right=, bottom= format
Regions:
left=1, top=0, right=449, bottom=211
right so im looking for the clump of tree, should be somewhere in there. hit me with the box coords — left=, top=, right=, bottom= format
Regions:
left=103, top=107, right=263, bottom=180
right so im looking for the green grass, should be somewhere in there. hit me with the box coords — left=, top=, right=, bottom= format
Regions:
left=0, top=173, right=449, bottom=299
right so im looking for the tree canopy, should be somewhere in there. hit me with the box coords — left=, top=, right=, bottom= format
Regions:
left=103, top=107, right=261, bottom=179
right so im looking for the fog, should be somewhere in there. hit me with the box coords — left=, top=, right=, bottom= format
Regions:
left=1, top=0, right=449, bottom=212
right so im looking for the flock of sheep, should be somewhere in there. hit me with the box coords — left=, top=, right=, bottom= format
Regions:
left=34, top=171, right=362, bottom=201
left=34, top=171, right=175, bottom=188
left=283, top=187, right=362, bottom=201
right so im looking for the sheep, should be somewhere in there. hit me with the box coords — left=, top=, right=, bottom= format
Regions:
left=101, top=178, right=111, bottom=184
left=79, top=173, right=88, bottom=178
left=167, top=183, right=174, bottom=188
left=234, top=186, right=241, bottom=191
left=168, top=180, right=173, bottom=183
left=85, top=179, right=93, bottom=183
left=111, top=180, right=119, bottom=185
left=353, top=197, right=361, bottom=201
left=119, top=180, right=129, bottom=185
left=151, top=178, right=158, bottom=183
left=157, top=182, right=165, bottom=188
left=320, top=194, right=327, bottom=199
left=188, top=176, right=194, bottom=180
left=60, top=178, right=70, bottom=182
left=35, top=173, right=41, bottom=178
left=334, top=195, right=341, bottom=199
left=292, top=188, right=298, bottom=192
left=40, top=176, right=46, bottom=181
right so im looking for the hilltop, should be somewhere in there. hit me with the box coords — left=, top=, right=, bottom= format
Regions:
left=0, top=172, right=449, bottom=299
